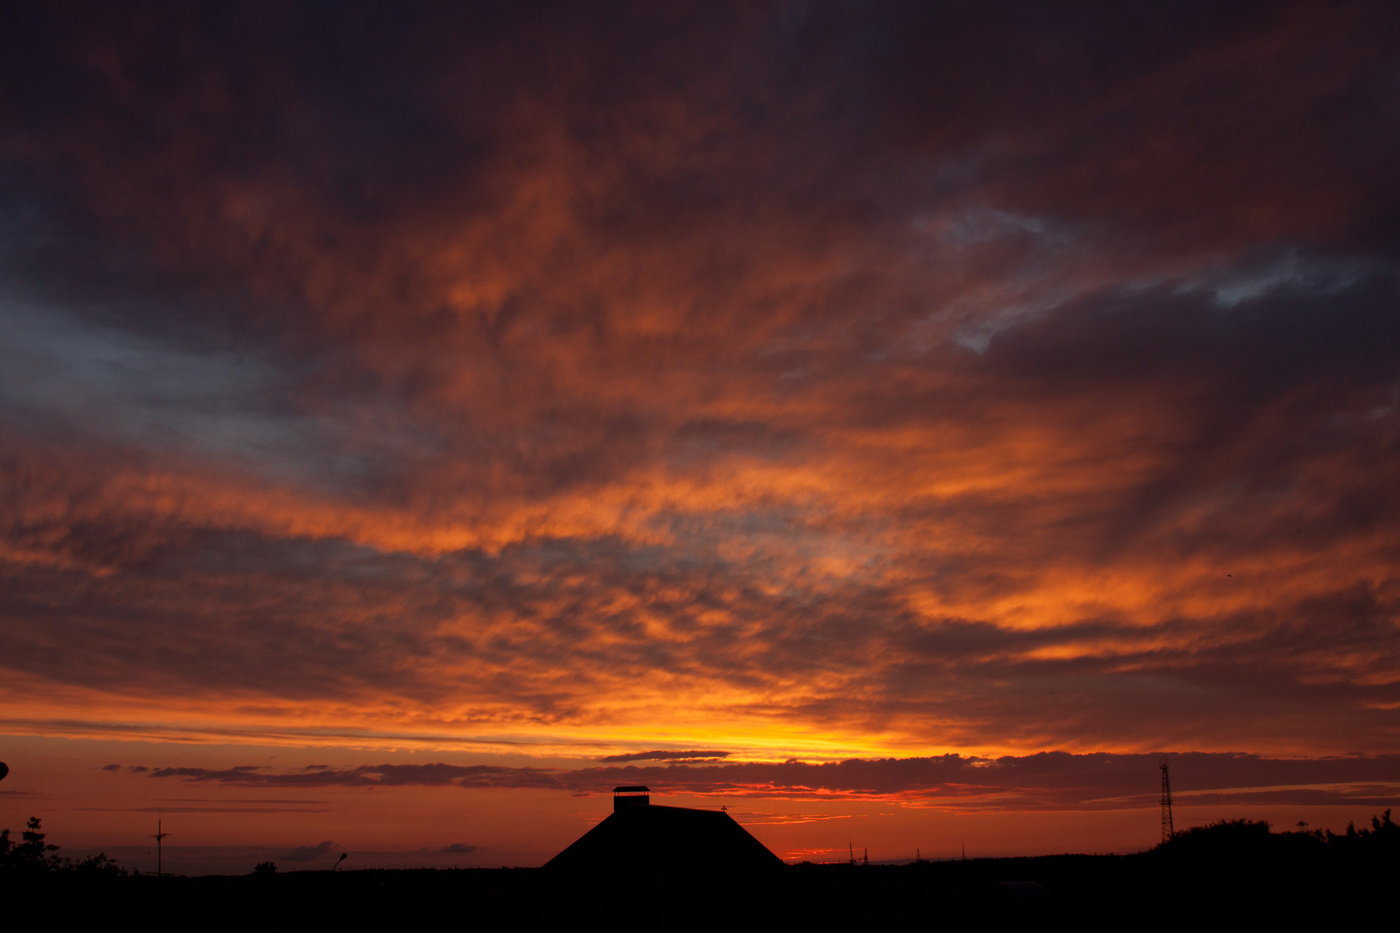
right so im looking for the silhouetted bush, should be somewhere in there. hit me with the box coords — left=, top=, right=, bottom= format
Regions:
left=72, top=852, right=128, bottom=878
left=1158, top=817, right=1275, bottom=855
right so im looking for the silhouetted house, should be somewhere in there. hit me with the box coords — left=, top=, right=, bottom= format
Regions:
left=544, top=786, right=785, bottom=884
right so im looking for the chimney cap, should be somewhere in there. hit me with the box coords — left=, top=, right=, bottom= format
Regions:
left=612, top=786, right=650, bottom=811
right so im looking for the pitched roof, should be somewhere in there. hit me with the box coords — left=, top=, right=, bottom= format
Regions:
left=544, top=803, right=785, bottom=879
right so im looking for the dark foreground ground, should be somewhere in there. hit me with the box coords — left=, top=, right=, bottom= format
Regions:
left=3, top=828, right=1397, bottom=932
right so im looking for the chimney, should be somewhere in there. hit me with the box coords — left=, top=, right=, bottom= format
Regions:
left=613, top=785, right=650, bottom=811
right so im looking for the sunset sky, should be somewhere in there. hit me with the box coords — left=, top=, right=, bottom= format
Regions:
left=3, top=1, right=1399, bottom=872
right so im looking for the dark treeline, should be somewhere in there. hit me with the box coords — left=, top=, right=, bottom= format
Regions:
left=2, top=813, right=1396, bottom=930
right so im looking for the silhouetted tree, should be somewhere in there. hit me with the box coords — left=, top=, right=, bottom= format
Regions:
left=1, top=816, right=127, bottom=876
left=0, top=817, right=63, bottom=872
left=253, top=860, right=278, bottom=876
left=1329, top=808, right=1399, bottom=855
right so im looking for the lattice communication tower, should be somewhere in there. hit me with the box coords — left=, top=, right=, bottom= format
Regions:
left=1159, top=762, right=1175, bottom=844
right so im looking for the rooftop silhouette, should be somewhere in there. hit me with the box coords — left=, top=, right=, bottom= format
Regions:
left=544, top=786, right=784, bottom=880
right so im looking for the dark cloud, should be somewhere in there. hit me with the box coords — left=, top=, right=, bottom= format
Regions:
left=598, top=750, right=733, bottom=763
left=141, top=752, right=1400, bottom=812
left=77, top=806, right=330, bottom=814
left=149, top=762, right=565, bottom=790
left=443, top=843, right=478, bottom=855
left=278, top=840, right=337, bottom=863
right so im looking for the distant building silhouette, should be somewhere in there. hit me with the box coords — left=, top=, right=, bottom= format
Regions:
left=544, top=786, right=784, bottom=881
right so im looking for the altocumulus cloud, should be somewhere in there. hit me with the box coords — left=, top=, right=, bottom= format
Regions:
left=0, top=1, right=1398, bottom=761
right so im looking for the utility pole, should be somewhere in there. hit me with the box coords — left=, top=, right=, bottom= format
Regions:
left=152, top=819, right=170, bottom=877
left=1160, top=762, right=1175, bottom=844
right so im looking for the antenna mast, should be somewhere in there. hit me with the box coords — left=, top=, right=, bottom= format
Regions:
left=151, top=818, right=171, bottom=877
left=1159, top=763, right=1175, bottom=844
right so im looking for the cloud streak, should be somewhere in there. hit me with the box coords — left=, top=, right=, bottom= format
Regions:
left=139, top=752, right=1400, bottom=812
left=598, top=750, right=733, bottom=763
